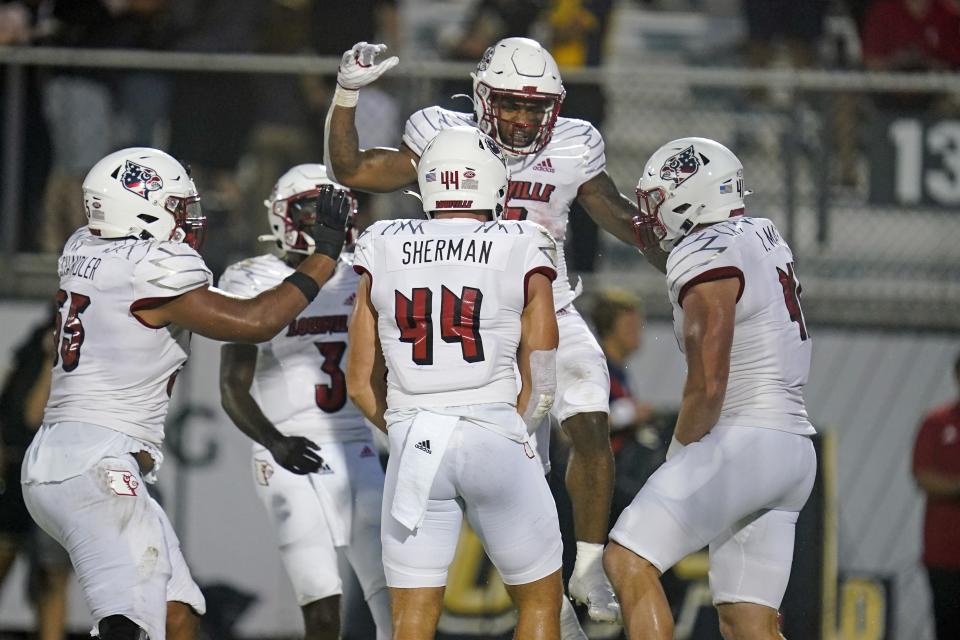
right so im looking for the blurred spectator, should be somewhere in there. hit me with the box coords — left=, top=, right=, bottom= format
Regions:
left=441, top=0, right=545, bottom=62
left=588, top=289, right=660, bottom=526
left=0, top=309, right=73, bottom=640
left=166, top=0, right=259, bottom=275
left=742, top=0, right=829, bottom=101
left=238, top=0, right=400, bottom=241
left=0, top=1, right=53, bottom=253
left=36, top=0, right=170, bottom=253
left=545, top=0, right=614, bottom=274
left=911, top=352, right=960, bottom=640
left=861, top=0, right=960, bottom=111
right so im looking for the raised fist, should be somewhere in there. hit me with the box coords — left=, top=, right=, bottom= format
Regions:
left=312, top=184, right=353, bottom=259
left=337, top=41, right=399, bottom=91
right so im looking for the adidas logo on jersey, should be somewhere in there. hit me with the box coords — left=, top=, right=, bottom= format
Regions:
left=319, top=461, right=334, bottom=475
left=344, top=292, right=356, bottom=306
left=532, top=157, right=555, bottom=173
left=360, top=445, right=376, bottom=458
left=415, top=439, right=432, bottom=454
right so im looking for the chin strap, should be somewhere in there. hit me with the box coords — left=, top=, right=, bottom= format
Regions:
left=521, top=349, right=557, bottom=434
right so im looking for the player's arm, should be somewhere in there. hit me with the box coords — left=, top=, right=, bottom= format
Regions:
left=323, top=41, right=418, bottom=192
left=913, top=419, right=960, bottom=498
left=325, top=106, right=419, bottom=192
left=137, top=185, right=353, bottom=342
left=219, top=343, right=324, bottom=475
left=346, top=273, right=388, bottom=432
left=576, top=171, right=669, bottom=273
left=136, top=255, right=336, bottom=343
left=517, top=273, right=559, bottom=430
left=672, top=277, right=739, bottom=445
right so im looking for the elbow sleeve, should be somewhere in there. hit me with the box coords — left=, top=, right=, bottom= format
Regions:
left=521, top=349, right=557, bottom=434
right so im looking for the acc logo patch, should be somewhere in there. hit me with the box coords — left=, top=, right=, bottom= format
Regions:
left=120, top=160, right=163, bottom=200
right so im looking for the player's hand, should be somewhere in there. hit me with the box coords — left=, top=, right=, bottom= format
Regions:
left=268, top=435, right=324, bottom=475
left=311, top=184, right=353, bottom=259
left=337, top=42, right=399, bottom=91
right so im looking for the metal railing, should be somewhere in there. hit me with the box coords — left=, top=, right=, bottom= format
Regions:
left=3, top=46, right=959, bottom=330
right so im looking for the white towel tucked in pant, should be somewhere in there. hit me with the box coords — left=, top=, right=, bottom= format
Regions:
left=390, top=411, right=459, bottom=530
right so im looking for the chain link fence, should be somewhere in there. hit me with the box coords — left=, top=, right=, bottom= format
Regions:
left=2, top=47, right=959, bottom=330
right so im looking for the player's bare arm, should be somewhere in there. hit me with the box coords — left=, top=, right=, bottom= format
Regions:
left=326, top=105, right=419, bottom=192
left=576, top=171, right=669, bottom=273
left=219, top=343, right=324, bottom=475
left=134, top=254, right=337, bottom=343
left=517, top=272, right=559, bottom=424
left=673, top=278, right=738, bottom=444
left=346, top=273, right=388, bottom=432
left=324, top=41, right=418, bottom=192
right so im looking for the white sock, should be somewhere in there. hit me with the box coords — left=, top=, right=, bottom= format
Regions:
left=560, top=595, right=588, bottom=640
left=367, top=588, right=392, bottom=640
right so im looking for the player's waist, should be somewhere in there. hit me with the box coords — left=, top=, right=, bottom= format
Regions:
left=386, top=379, right=518, bottom=411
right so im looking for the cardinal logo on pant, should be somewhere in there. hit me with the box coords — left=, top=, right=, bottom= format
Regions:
left=105, top=468, right=140, bottom=496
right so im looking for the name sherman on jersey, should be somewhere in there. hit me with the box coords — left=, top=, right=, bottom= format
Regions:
left=666, top=216, right=814, bottom=436
left=44, top=227, right=213, bottom=446
left=219, top=254, right=369, bottom=443
left=402, top=106, right=605, bottom=310
left=354, top=219, right=558, bottom=414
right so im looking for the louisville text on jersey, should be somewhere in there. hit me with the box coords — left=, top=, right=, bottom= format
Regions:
left=285, top=314, right=349, bottom=337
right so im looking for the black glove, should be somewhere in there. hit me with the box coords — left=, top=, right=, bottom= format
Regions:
left=268, top=435, right=324, bottom=475
left=313, top=184, right=353, bottom=260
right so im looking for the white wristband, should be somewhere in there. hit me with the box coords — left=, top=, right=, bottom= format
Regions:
left=334, top=85, right=359, bottom=108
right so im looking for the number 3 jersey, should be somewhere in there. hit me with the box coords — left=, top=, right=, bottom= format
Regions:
left=353, top=218, right=558, bottom=411
left=666, top=216, right=814, bottom=435
left=403, top=107, right=604, bottom=310
left=219, top=254, right=369, bottom=443
left=43, top=227, right=213, bottom=446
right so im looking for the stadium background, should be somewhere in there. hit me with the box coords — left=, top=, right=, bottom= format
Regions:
left=1, top=0, right=959, bottom=638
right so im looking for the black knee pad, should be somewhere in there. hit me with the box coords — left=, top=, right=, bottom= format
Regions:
left=98, top=615, right=148, bottom=640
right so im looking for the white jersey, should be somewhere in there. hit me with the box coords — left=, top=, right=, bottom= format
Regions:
left=219, top=254, right=369, bottom=443
left=353, top=218, right=558, bottom=411
left=403, top=107, right=605, bottom=310
left=666, top=217, right=815, bottom=435
left=43, top=227, right=212, bottom=446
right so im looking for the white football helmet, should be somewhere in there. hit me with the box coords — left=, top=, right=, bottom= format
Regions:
left=417, top=126, right=509, bottom=219
left=262, top=164, right=357, bottom=255
left=635, top=137, right=749, bottom=252
left=471, top=37, right=565, bottom=155
left=82, top=147, right=206, bottom=249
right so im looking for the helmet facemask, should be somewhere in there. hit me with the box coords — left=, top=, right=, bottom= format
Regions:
left=165, top=194, right=206, bottom=250
left=475, top=84, right=563, bottom=155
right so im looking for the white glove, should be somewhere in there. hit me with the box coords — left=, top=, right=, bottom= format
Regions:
left=337, top=42, right=399, bottom=91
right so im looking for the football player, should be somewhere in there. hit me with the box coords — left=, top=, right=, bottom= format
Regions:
left=604, top=138, right=817, bottom=640
left=325, top=36, right=655, bottom=628
left=346, top=126, right=564, bottom=640
left=20, top=148, right=350, bottom=640
left=218, top=165, right=391, bottom=640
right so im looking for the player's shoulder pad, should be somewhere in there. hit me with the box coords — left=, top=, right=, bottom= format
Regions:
left=219, top=254, right=289, bottom=298
left=551, top=116, right=602, bottom=146
left=666, top=219, right=747, bottom=293
left=134, top=240, right=212, bottom=296
left=514, top=220, right=557, bottom=246
left=403, top=106, right=475, bottom=155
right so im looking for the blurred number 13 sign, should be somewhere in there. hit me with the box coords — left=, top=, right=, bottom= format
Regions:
left=870, top=114, right=960, bottom=207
